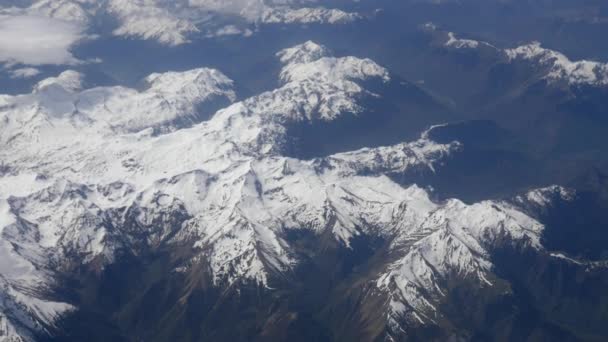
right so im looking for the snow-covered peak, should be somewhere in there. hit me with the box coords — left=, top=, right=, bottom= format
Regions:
left=178, top=42, right=389, bottom=131
left=144, top=68, right=235, bottom=99
left=273, top=42, right=390, bottom=120
left=515, top=185, right=575, bottom=208
left=505, top=41, right=547, bottom=60
left=434, top=28, right=608, bottom=87
left=0, top=67, right=236, bottom=149
left=259, top=5, right=358, bottom=25
left=276, top=40, right=330, bottom=65
left=506, top=42, right=608, bottom=85
left=279, top=54, right=390, bottom=85
left=107, top=0, right=200, bottom=46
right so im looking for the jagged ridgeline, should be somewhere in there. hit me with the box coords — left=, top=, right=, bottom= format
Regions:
left=0, top=40, right=605, bottom=342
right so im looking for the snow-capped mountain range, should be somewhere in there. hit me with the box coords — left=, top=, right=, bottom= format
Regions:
left=0, top=40, right=586, bottom=341
left=426, top=25, right=608, bottom=87
left=504, top=42, right=608, bottom=86
left=2, top=0, right=357, bottom=46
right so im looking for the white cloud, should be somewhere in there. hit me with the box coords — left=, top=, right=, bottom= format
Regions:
left=9, top=67, right=41, bottom=79
left=211, top=25, right=253, bottom=37
left=0, top=14, right=85, bottom=66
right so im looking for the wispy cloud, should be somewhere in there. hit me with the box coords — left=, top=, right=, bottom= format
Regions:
left=9, top=67, right=41, bottom=79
